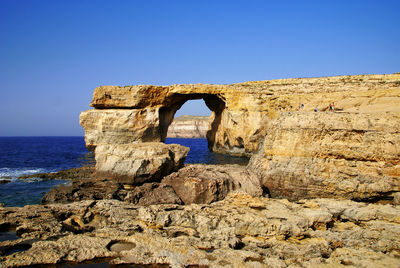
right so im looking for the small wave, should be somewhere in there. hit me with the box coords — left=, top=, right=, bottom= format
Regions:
left=0, top=168, right=50, bottom=179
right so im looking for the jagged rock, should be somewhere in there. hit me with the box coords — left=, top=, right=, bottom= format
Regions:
left=41, top=177, right=184, bottom=206
left=41, top=178, right=123, bottom=204
left=248, top=111, right=400, bottom=201
left=41, top=165, right=262, bottom=206
left=1, top=194, right=399, bottom=267
left=167, top=115, right=209, bottom=138
left=19, top=166, right=94, bottom=180
left=79, top=108, right=162, bottom=151
left=163, top=164, right=263, bottom=204
left=82, top=74, right=400, bottom=156
left=94, top=143, right=189, bottom=185
left=79, top=73, right=400, bottom=200
left=123, top=182, right=183, bottom=205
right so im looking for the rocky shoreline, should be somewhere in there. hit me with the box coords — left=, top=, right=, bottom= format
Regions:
left=1, top=193, right=399, bottom=267
left=1, top=73, right=399, bottom=267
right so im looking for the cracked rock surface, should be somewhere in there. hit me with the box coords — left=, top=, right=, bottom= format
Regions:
left=1, top=193, right=399, bottom=267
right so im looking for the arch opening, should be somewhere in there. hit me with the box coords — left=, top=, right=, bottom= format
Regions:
left=158, top=93, right=225, bottom=151
left=159, top=94, right=248, bottom=165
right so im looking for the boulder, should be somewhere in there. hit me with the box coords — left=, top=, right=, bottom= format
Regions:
left=162, top=164, right=263, bottom=204
left=94, top=143, right=189, bottom=185
left=123, top=182, right=183, bottom=205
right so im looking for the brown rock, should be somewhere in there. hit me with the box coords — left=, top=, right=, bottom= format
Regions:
left=162, top=164, right=263, bottom=204
left=41, top=178, right=122, bottom=204
left=19, top=166, right=94, bottom=180
left=80, top=108, right=162, bottom=151
left=124, top=182, right=183, bottom=205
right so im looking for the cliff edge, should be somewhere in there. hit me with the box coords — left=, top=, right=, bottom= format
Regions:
left=167, top=115, right=209, bottom=138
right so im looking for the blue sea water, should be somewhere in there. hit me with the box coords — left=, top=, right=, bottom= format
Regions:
left=0, top=137, right=247, bottom=207
left=0, top=137, right=93, bottom=207
left=165, top=138, right=249, bottom=166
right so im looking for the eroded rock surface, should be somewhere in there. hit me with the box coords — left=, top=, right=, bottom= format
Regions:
left=79, top=73, right=400, bottom=200
left=167, top=115, right=210, bottom=138
left=94, top=143, right=189, bottom=185
left=163, top=164, right=263, bottom=204
left=41, top=164, right=263, bottom=206
left=1, top=194, right=399, bottom=267
left=82, top=74, right=400, bottom=156
left=247, top=111, right=400, bottom=201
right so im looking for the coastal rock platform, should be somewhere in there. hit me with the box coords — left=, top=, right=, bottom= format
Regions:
left=1, top=193, right=399, bottom=267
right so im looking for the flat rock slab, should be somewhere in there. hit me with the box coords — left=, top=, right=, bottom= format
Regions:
left=95, top=143, right=189, bottom=185
left=1, top=194, right=399, bottom=267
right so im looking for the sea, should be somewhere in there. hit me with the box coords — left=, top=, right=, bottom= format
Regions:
left=0, top=137, right=248, bottom=207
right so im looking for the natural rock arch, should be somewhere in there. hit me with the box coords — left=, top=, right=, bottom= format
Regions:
left=158, top=93, right=225, bottom=151
left=79, top=74, right=400, bottom=201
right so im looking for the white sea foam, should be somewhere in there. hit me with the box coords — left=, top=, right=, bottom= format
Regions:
left=0, top=167, right=48, bottom=179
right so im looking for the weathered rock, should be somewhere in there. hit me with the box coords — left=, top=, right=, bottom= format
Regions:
left=82, top=74, right=400, bottom=156
left=41, top=165, right=262, bottom=206
left=1, top=194, right=399, bottom=267
left=41, top=178, right=122, bottom=204
left=80, top=73, right=400, bottom=201
left=167, top=115, right=210, bottom=138
left=79, top=108, right=162, bottom=151
left=247, top=111, right=400, bottom=201
left=124, top=182, right=183, bottom=205
left=94, top=143, right=189, bottom=185
left=19, top=166, right=94, bottom=181
left=163, top=164, right=263, bottom=204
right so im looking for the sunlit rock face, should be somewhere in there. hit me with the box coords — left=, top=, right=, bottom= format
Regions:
left=82, top=74, right=400, bottom=156
left=80, top=73, right=400, bottom=200
left=94, top=143, right=189, bottom=185
left=248, top=112, right=400, bottom=200
left=167, top=115, right=209, bottom=138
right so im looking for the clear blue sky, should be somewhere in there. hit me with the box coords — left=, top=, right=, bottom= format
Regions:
left=1, top=0, right=399, bottom=136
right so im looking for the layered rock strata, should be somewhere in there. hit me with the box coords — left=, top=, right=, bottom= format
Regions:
left=80, top=73, right=400, bottom=201
left=94, top=143, right=189, bottom=185
left=81, top=74, right=400, bottom=156
left=1, top=194, right=400, bottom=267
left=167, top=115, right=209, bottom=138
left=248, top=111, right=400, bottom=201
left=41, top=164, right=263, bottom=206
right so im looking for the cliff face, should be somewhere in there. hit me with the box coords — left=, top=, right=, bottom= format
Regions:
left=167, top=115, right=209, bottom=138
left=81, top=73, right=400, bottom=156
left=248, top=112, right=400, bottom=201
left=80, top=73, right=400, bottom=200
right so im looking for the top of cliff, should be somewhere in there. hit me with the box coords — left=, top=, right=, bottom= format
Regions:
left=173, top=115, right=209, bottom=121
left=89, top=73, right=400, bottom=112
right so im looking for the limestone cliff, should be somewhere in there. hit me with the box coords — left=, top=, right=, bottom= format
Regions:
left=80, top=73, right=400, bottom=200
left=81, top=73, right=400, bottom=156
left=167, top=115, right=209, bottom=138
left=248, top=111, right=400, bottom=201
